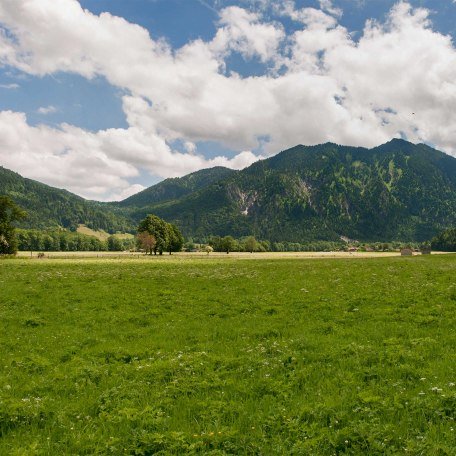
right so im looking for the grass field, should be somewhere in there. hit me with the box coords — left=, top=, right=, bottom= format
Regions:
left=1, top=255, right=455, bottom=455
left=76, top=225, right=135, bottom=241
left=16, top=250, right=432, bottom=259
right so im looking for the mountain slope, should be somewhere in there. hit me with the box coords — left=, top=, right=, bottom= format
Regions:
left=0, top=166, right=132, bottom=232
left=2, top=139, right=456, bottom=241
left=124, top=139, right=456, bottom=242
left=117, top=166, right=235, bottom=207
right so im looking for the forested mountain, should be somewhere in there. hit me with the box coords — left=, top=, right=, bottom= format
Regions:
left=116, top=166, right=235, bottom=207
left=0, top=166, right=132, bottom=232
left=120, top=139, right=456, bottom=242
left=2, top=139, right=456, bottom=241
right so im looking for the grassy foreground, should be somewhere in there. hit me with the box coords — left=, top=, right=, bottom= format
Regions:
left=0, top=255, right=455, bottom=455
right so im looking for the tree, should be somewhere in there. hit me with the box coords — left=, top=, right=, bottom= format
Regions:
left=107, top=235, right=123, bottom=251
left=137, top=231, right=156, bottom=255
left=167, top=223, right=184, bottom=254
left=184, top=241, right=196, bottom=252
left=209, top=236, right=222, bottom=252
left=17, top=230, right=31, bottom=254
left=221, top=235, right=235, bottom=254
left=244, top=236, right=258, bottom=253
left=137, top=215, right=184, bottom=255
left=0, top=196, right=26, bottom=255
left=204, top=245, right=213, bottom=255
left=431, top=228, right=456, bottom=252
left=138, top=215, right=169, bottom=255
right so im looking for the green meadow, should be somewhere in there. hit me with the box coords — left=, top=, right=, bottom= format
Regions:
left=1, top=255, right=455, bottom=455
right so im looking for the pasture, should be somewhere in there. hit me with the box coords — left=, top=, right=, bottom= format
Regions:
left=0, top=255, right=455, bottom=455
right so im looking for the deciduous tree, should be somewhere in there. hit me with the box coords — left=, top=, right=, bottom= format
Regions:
left=244, top=236, right=257, bottom=253
left=138, top=215, right=184, bottom=255
left=138, top=215, right=169, bottom=255
left=167, top=223, right=184, bottom=254
left=0, top=196, right=26, bottom=255
left=137, top=231, right=156, bottom=255
left=107, top=235, right=123, bottom=252
left=432, top=228, right=456, bottom=252
left=221, top=235, right=235, bottom=254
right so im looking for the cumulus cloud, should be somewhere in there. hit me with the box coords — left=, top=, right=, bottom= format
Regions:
left=0, top=0, right=455, bottom=200
left=210, top=6, right=285, bottom=63
left=0, top=110, right=138, bottom=200
left=0, top=109, right=260, bottom=200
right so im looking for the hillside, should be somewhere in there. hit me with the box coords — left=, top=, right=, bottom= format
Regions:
left=116, top=166, right=235, bottom=207
left=0, top=166, right=133, bottom=232
left=2, top=139, right=456, bottom=241
left=122, top=139, right=456, bottom=242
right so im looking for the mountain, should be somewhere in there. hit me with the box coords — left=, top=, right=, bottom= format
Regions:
left=120, top=139, right=456, bottom=242
left=116, top=166, right=235, bottom=207
left=2, top=140, right=456, bottom=241
left=0, top=166, right=132, bottom=232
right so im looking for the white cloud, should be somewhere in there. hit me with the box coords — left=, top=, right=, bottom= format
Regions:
left=184, top=141, right=197, bottom=154
left=0, top=110, right=138, bottom=200
left=210, top=6, right=285, bottom=63
left=0, top=110, right=260, bottom=200
left=110, top=183, right=147, bottom=202
left=278, top=1, right=339, bottom=28
left=319, top=0, right=342, bottom=18
left=37, top=105, right=57, bottom=115
left=0, top=82, right=19, bottom=89
left=0, top=0, right=455, bottom=200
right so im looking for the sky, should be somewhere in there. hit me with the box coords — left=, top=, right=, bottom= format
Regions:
left=0, top=0, right=456, bottom=201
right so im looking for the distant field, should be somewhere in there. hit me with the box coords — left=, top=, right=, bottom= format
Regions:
left=16, top=250, right=443, bottom=260
left=76, top=224, right=134, bottom=241
left=1, top=255, right=455, bottom=454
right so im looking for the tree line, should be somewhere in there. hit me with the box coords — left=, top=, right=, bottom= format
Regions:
left=431, top=228, right=456, bottom=252
left=1, top=195, right=456, bottom=255
left=15, top=229, right=136, bottom=252
left=195, top=237, right=425, bottom=253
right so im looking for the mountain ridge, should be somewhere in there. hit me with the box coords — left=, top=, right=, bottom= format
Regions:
left=115, top=166, right=235, bottom=207
left=119, top=140, right=456, bottom=242
left=1, top=139, right=456, bottom=242
left=0, top=166, right=132, bottom=232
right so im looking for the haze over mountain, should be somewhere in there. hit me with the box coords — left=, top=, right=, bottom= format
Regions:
left=2, top=140, right=456, bottom=242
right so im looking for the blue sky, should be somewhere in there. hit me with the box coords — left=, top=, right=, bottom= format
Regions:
left=3, top=0, right=455, bottom=134
left=0, top=0, right=456, bottom=200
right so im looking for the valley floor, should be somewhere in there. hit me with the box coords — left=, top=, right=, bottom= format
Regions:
left=1, top=255, right=455, bottom=454
left=15, top=250, right=451, bottom=260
